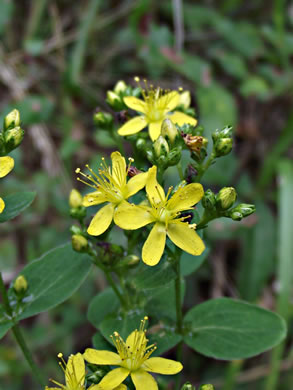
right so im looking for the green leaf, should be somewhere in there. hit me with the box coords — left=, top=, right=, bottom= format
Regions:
left=149, top=325, right=182, bottom=356
left=87, top=288, right=119, bottom=329
left=183, top=298, right=286, bottom=360
left=0, top=192, right=36, bottom=223
left=99, top=310, right=145, bottom=344
left=0, top=305, right=13, bottom=340
left=181, top=248, right=210, bottom=277
left=15, top=244, right=92, bottom=319
left=132, top=259, right=176, bottom=290
left=92, top=332, right=115, bottom=351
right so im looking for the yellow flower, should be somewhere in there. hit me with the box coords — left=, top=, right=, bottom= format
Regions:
left=84, top=317, right=182, bottom=390
left=118, top=79, right=197, bottom=141
left=0, top=156, right=14, bottom=213
left=45, top=353, right=126, bottom=390
left=115, top=166, right=205, bottom=266
left=76, top=151, right=148, bottom=236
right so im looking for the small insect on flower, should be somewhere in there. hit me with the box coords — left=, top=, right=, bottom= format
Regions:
left=114, top=165, right=205, bottom=266
left=76, top=151, right=148, bottom=236
left=45, top=353, right=126, bottom=390
left=117, top=77, right=197, bottom=141
left=84, top=317, right=183, bottom=390
left=0, top=156, right=14, bottom=213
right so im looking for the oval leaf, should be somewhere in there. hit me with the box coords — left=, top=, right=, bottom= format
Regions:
left=183, top=298, right=286, bottom=360
left=88, top=288, right=119, bottom=328
left=15, top=244, right=92, bottom=320
left=0, top=192, right=36, bottom=223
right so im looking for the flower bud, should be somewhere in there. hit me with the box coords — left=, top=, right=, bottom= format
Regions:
left=136, top=138, right=146, bottom=151
left=212, top=125, right=233, bottom=142
left=70, top=225, right=83, bottom=235
left=179, top=91, right=191, bottom=109
left=69, top=189, right=83, bottom=208
left=4, top=109, right=20, bottom=130
left=214, top=138, right=233, bottom=157
left=4, top=126, right=24, bottom=151
left=167, top=147, right=182, bottom=166
left=72, top=234, right=88, bottom=252
left=161, top=118, right=178, bottom=143
left=216, top=187, right=237, bottom=210
left=228, top=203, right=256, bottom=221
left=93, top=112, right=113, bottom=127
left=181, top=382, right=195, bottom=390
left=70, top=206, right=87, bottom=220
left=118, top=254, right=140, bottom=268
left=202, top=189, right=216, bottom=210
left=106, top=91, right=122, bottom=110
left=183, top=134, right=203, bottom=153
left=13, top=275, right=28, bottom=295
left=114, top=80, right=127, bottom=94
left=154, top=136, right=169, bottom=157
left=199, top=385, right=214, bottom=390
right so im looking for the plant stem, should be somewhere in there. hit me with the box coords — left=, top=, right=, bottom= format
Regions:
left=174, top=251, right=183, bottom=389
left=103, top=268, right=127, bottom=309
left=177, top=162, right=184, bottom=181
left=196, top=151, right=216, bottom=181
left=222, top=360, right=243, bottom=390
left=0, top=272, right=45, bottom=386
left=196, top=210, right=217, bottom=230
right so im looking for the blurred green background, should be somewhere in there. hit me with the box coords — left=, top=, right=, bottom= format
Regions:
left=0, top=0, right=293, bottom=389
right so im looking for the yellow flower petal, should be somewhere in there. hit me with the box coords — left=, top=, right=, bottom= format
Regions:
left=146, top=166, right=165, bottom=205
left=126, top=171, right=148, bottom=198
left=87, top=203, right=114, bottom=236
left=111, top=151, right=127, bottom=187
left=123, top=96, right=147, bottom=114
left=83, top=191, right=108, bottom=207
left=167, top=222, right=205, bottom=256
left=168, top=111, right=197, bottom=127
left=167, top=183, right=204, bottom=212
left=115, top=385, right=127, bottom=390
left=114, top=202, right=154, bottom=230
left=0, top=156, right=14, bottom=178
left=84, top=349, right=122, bottom=365
left=0, top=197, right=5, bottom=213
left=118, top=116, right=148, bottom=136
left=142, top=223, right=166, bottom=266
left=131, top=369, right=158, bottom=390
left=126, top=330, right=147, bottom=349
left=66, top=353, right=85, bottom=387
left=90, top=385, right=127, bottom=390
left=97, top=367, right=129, bottom=390
left=148, top=121, right=162, bottom=141
left=142, top=357, right=183, bottom=374
left=159, top=91, right=180, bottom=113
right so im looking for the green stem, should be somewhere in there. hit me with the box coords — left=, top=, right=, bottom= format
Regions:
left=177, top=162, right=184, bottom=181
left=222, top=360, right=243, bottom=390
left=196, top=210, right=217, bottom=230
left=0, top=273, right=45, bottom=386
left=196, top=152, right=216, bottom=181
left=174, top=251, right=183, bottom=390
left=103, top=269, right=127, bottom=309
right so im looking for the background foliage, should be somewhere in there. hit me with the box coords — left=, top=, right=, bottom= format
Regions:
left=0, top=0, right=293, bottom=389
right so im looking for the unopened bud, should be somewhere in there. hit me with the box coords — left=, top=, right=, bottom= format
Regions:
left=13, top=275, right=28, bottom=294
left=181, top=382, right=195, bottom=390
left=72, top=234, right=88, bottom=252
left=4, top=126, right=24, bottom=151
left=69, top=189, right=83, bottom=208
left=212, top=125, right=233, bottom=142
left=114, top=80, right=127, bottom=94
left=161, top=118, right=178, bottom=143
left=119, top=254, right=140, bottom=268
left=228, top=203, right=256, bottom=221
left=202, top=189, right=216, bottom=210
left=167, top=147, right=182, bottom=166
left=106, top=91, right=121, bottom=107
left=216, top=187, right=237, bottom=210
left=154, top=136, right=169, bottom=157
left=70, top=206, right=87, bottom=220
left=179, top=91, right=191, bottom=109
left=93, top=112, right=113, bottom=127
left=136, top=138, right=146, bottom=151
left=199, top=385, right=214, bottom=390
left=4, top=109, right=20, bottom=130
left=70, top=225, right=83, bottom=235
left=214, top=138, right=233, bottom=157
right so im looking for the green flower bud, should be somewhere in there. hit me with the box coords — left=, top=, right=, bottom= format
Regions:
left=69, top=189, right=83, bottom=208
left=72, top=234, right=88, bottom=252
left=4, top=109, right=20, bottom=130
left=4, top=126, right=24, bottom=151
left=13, top=275, right=28, bottom=295
left=154, top=136, right=169, bottom=157
left=212, top=125, right=232, bottom=142
left=161, top=118, right=178, bottom=143
left=114, top=80, right=127, bottom=94
left=202, top=189, right=216, bottom=210
left=199, top=385, right=214, bottom=390
left=70, top=225, right=83, bottom=235
left=106, top=91, right=123, bottom=110
left=214, top=138, right=233, bottom=157
left=136, top=138, right=146, bottom=151
left=167, top=147, right=182, bottom=166
left=228, top=203, right=256, bottom=221
left=70, top=206, right=87, bottom=220
left=93, top=112, right=113, bottom=127
left=181, top=382, right=195, bottom=390
left=216, top=187, right=237, bottom=210
left=118, top=254, right=140, bottom=268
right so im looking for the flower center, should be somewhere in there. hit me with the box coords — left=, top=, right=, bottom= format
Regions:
left=111, top=317, right=156, bottom=372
